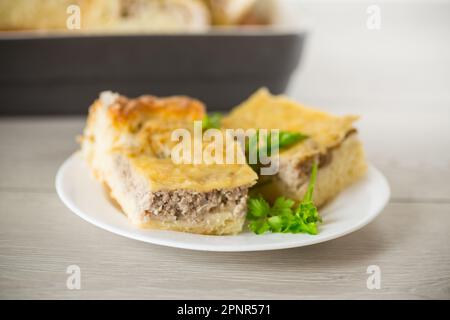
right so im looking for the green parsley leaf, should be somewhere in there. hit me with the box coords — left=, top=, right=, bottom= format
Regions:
left=245, top=130, right=308, bottom=167
left=278, top=131, right=309, bottom=149
left=247, top=196, right=270, bottom=219
left=271, top=197, right=295, bottom=216
left=248, top=219, right=271, bottom=234
left=202, top=113, right=223, bottom=130
left=268, top=216, right=284, bottom=232
left=246, top=162, right=321, bottom=235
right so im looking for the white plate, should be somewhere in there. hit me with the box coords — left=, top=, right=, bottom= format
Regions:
left=56, top=152, right=390, bottom=252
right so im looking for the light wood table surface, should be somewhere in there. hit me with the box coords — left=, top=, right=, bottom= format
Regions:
left=1, top=2, right=449, bottom=299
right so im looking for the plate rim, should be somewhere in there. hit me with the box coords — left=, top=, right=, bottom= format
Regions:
left=56, top=152, right=390, bottom=252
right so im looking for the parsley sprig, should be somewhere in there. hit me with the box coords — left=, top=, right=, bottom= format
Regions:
left=245, top=130, right=308, bottom=173
left=276, top=131, right=309, bottom=150
left=247, top=162, right=321, bottom=235
left=246, top=130, right=308, bottom=158
left=202, top=113, right=223, bottom=130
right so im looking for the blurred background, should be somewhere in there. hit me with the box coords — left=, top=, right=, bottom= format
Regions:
left=0, top=0, right=303, bottom=113
left=1, top=0, right=449, bottom=116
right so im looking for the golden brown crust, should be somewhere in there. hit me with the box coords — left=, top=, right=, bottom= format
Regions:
left=108, top=94, right=206, bottom=125
left=222, top=88, right=358, bottom=155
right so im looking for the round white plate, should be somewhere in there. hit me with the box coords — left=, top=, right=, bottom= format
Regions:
left=56, top=152, right=390, bottom=252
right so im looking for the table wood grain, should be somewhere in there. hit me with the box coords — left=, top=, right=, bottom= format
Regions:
left=1, top=2, right=449, bottom=299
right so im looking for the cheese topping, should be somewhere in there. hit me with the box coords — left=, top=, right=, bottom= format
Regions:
left=222, top=88, right=359, bottom=159
left=87, top=93, right=257, bottom=192
left=130, top=155, right=256, bottom=191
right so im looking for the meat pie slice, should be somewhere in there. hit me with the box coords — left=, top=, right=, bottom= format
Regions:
left=222, top=88, right=368, bottom=207
left=81, top=92, right=257, bottom=235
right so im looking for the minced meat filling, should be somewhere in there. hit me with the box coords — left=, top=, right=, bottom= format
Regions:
left=145, top=186, right=248, bottom=221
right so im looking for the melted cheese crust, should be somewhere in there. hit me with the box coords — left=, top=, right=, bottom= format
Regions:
left=130, top=155, right=257, bottom=191
left=84, top=92, right=257, bottom=192
left=222, top=88, right=359, bottom=159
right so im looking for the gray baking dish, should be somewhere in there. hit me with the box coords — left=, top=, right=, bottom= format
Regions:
left=0, top=30, right=305, bottom=115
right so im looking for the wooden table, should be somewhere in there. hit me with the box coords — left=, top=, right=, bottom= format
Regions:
left=1, top=2, right=449, bottom=299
